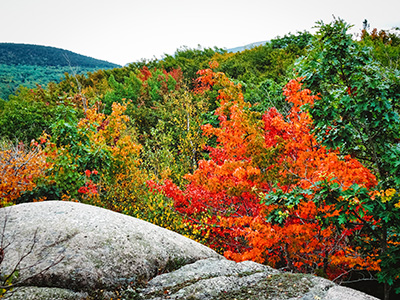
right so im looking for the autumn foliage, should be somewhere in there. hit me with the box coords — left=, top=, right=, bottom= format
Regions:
left=0, top=141, right=48, bottom=207
left=0, top=61, right=389, bottom=285
left=151, top=64, right=379, bottom=280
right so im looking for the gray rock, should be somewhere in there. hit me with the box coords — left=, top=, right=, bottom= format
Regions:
left=140, top=258, right=379, bottom=300
left=0, top=201, right=222, bottom=294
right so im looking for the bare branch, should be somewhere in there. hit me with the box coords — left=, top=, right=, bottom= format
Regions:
left=0, top=207, right=65, bottom=296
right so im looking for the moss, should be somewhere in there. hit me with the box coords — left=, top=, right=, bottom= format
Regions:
left=215, top=273, right=314, bottom=300
left=159, top=257, right=189, bottom=274
left=139, top=278, right=203, bottom=299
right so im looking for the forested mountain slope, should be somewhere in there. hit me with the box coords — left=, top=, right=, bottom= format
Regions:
left=0, top=43, right=121, bottom=100
left=0, top=43, right=120, bottom=68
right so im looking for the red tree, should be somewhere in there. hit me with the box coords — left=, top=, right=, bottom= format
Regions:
left=150, top=65, right=379, bottom=279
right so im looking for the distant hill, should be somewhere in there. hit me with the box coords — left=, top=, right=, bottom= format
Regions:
left=0, top=43, right=120, bottom=68
left=227, top=41, right=268, bottom=53
left=0, top=43, right=121, bottom=100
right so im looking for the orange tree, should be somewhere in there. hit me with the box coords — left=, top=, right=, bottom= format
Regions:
left=231, top=78, right=379, bottom=278
left=150, top=65, right=379, bottom=280
left=0, top=140, right=48, bottom=207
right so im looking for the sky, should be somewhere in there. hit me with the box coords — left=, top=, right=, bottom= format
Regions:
left=1, top=0, right=399, bottom=66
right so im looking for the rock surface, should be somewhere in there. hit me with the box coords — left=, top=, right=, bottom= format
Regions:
left=0, top=201, right=221, bottom=292
left=139, top=258, right=379, bottom=300
left=3, top=287, right=88, bottom=300
left=0, top=201, right=379, bottom=300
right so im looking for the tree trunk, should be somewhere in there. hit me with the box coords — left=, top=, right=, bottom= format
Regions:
left=382, top=225, right=390, bottom=300
left=383, top=282, right=390, bottom=300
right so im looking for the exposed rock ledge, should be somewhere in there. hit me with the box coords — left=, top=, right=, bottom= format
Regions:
left=0, top=201, right=378, bottom=300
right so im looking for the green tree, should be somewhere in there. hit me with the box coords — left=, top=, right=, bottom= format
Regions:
left=296, top=18, right=400, bottom=299
left=0, top=87, right=57, bottom=142
left=297, top=18, right=400, bottom=185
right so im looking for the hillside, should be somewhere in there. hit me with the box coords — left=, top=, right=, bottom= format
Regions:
left=0, top=43, right=121, bottom=100
left=0, top=43, right=120, bottom=68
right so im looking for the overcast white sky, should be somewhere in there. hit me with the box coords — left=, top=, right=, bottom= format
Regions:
left=1, top=0, right=399, bottom=66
